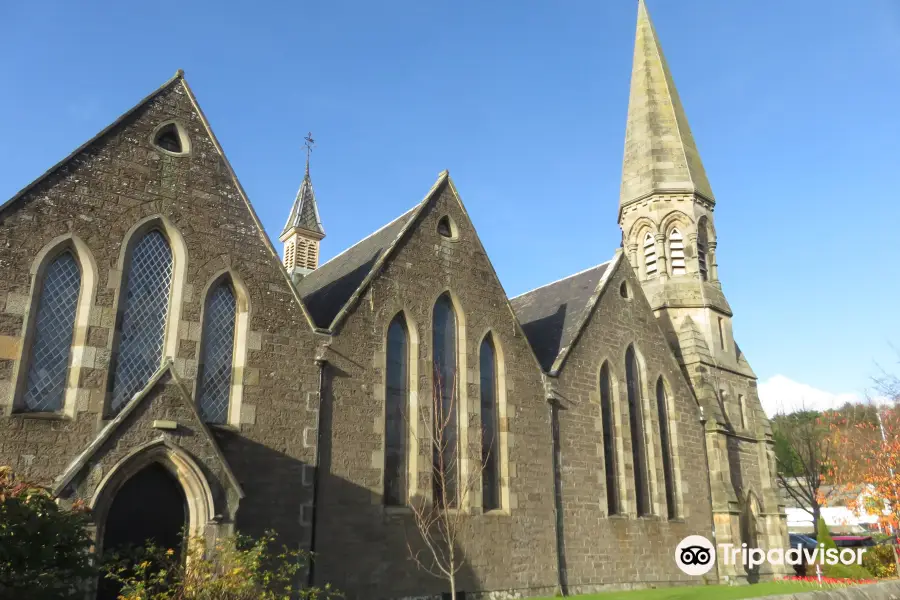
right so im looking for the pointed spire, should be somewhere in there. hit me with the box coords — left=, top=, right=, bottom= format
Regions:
left=620, top=0, right=714, bottom=210
left=282, top=133, right=324, bottom=237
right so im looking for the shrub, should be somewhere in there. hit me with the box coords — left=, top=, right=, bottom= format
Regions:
left=862, top=543, right=898, bottom=578
left=102, top=530, right=341, bottom=600
left=0, top=466, right=96, bottom=599
left=814, top=518, right=873, bottom=580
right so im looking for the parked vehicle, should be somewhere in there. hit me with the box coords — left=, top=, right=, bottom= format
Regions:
left=789, top=533, right=818, bottom=550
left=789, top=533, right=818, bottom=576
left=832, top=535, right=875, bottom=548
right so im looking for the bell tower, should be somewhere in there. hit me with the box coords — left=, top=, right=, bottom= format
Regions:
left=280, top=132, right=325, bottom=283
left=618, top=0, right=787, bottom=581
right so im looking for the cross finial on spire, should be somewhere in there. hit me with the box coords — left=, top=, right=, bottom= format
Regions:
left=304, top=132, right=315, bottom=177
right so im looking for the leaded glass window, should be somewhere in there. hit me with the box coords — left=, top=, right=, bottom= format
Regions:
left=480, top=334, right=500, bottom=511
left=384, top=314, right=408, bottom=505
left=600, top=361, right=618, bottom=515
left=197, top=280, right=237, bottom=424
left=110, top=230, right=173, bottom=413
left=625, top=346, right=650, bottom=516
left=657, top=377, right=677, bottom=519
left=432, top=294, right=458, bottom=507
left=21, top=251, right=80, bottom=412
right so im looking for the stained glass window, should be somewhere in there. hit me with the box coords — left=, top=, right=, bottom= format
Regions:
left=600, top=361, right=618, bottom=515
left=432, top=294, right=458, bottom=507
left=21, top=251, right=80, bottom=412
left=384, top=314, right=408, bottom=505
left=657, top=377, right=676, bottom=519
left=197, top=280, right=237, bottom=424
left=480, top=335, right=500, bottom=511
left=626, top=346, right=650, bottom=516
left=110, top=230, right=173, bottom=413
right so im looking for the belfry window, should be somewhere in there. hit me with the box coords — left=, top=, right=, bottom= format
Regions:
left=20, top=251, right=81, bottom=412
left=110, top=230, right=174, bottom=413
left=643, top=232, right=657, bottom=276
left=480, top=334, right=500, bottom=511
left=197, top=279, right=237, bottom=424
left=697, top=224, right=708, bottom=281
left=384, top=313, right=409, bottom=506
left=669, top=229, right=686, bottom=275
left=432, top=294, right=458, bottom=507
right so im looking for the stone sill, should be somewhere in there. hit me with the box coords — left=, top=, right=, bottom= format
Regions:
left=384, top=506, right=412, bottom=515
left=208, top=423, right=241, bottom=434
left=9, top=411, right=71, bottom=421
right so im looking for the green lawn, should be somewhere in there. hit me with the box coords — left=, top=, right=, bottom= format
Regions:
left=535, top=581, right=857, bottom=600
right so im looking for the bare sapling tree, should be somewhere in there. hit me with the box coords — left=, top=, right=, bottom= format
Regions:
left=772, top=405, right=838, bottom=537
left=406, top=368, right=492, bottom=599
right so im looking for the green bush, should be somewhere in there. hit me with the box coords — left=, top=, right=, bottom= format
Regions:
left=862, top=543, right=898, bottom=578
left=815, top=517, right=873, bottom=580
left=102, top=530, right=342, bottom=600
left=0, top=466, right=96, bottom=599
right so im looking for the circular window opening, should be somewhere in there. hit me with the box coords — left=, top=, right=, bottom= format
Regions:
left=437, top=215, right=458, bottom=240
left=619, top=281, right=630, bottom=299
left=151, top=122, right=191, bottom=156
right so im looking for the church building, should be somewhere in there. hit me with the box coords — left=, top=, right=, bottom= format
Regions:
left=0, top=2, right=787, bottom=598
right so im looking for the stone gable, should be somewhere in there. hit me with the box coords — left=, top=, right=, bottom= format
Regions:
left=312, top=178, right=558, bottom=598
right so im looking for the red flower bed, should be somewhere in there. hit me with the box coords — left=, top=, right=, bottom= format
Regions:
left=782, top=575, right=877, bottom=585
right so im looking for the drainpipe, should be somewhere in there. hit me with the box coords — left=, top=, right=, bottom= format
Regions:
left=544, top=374, right=568, bottom=596
left=306, top=347, right=328, bottom=589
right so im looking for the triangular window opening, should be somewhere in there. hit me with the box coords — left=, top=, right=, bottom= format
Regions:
left=154, top=124, right=184, bottom=154
left=437, top=216, right=453, bottom=238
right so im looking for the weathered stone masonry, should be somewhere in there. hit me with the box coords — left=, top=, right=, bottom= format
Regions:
left=0, top=2, right=787, bottom=599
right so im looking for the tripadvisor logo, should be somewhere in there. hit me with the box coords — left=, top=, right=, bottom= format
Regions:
left=675, top=535, right=867, bottom=576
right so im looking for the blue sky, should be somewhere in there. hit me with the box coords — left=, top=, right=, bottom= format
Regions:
left=1, top=0, right=898, bottom=413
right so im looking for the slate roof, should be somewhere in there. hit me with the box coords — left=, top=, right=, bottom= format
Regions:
left=282, top=172, right=324, bottom=237
left=295, top=206, right=417, bottom=329
left=510, top=261, right=613, bottom=371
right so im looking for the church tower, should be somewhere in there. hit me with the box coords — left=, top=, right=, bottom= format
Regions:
left=619, top=0, right=787, bottom=580
left=280, top=133, right=325, bottom=282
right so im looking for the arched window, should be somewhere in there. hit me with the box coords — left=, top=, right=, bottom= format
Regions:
left=432, top=294, right=458, bottom=507
left=642, top=232, right=657, bottom=276
left=669, top=229, right=686, bottom=276
left=480, top=334, right=500, bottom=511
left=111, top=230, right=174, bottom=413
left=599, top=362, right=618, bottom=515
left=656, top=377, right=677, bottom=519
left=197, top=279, right=237, bottom=424
left=625, top=346, right=650, bottom=516
left=384, top=313, right=409, bottom=506
left=697, top=221, right=708, bottom=281
left=20, top=251, right=81, bottom=412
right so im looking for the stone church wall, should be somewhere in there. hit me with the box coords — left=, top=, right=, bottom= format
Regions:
left=311, top=182, right=559, bottom=599
left=552, top=259, right=716, bottom=594
left=0, top=80, right=321, bottom=551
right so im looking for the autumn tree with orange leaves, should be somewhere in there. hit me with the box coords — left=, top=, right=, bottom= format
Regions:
left=828, top=404, right=900, bottom=529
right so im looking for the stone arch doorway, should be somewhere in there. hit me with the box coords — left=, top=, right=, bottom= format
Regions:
left=90, top=440, right=219, bottom=600
left=97, top=463, right=187, bottom=600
